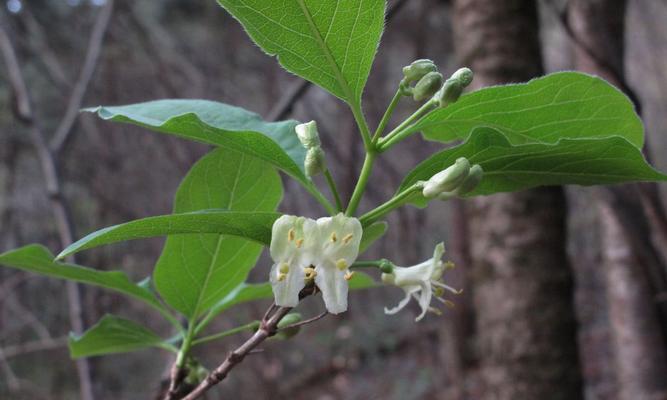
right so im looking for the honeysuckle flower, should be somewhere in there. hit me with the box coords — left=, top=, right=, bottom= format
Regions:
left=381, top=243, right=460, bottom=321
left=269, top=214, right=362, bottom=314
left=269, top=215, right=318, bottom=307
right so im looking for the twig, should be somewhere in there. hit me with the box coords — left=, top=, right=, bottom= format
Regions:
left=278, top=310, right=328, bottom=332
left=49, top=0, right=114, bottom=153
left=0, top=21, right=95, bottom=400
left=182, top=306, right=293, bottom=400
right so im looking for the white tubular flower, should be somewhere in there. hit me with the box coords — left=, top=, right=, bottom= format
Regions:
left=314, top=214, right=362, bottom=314
left=268, top=214, right=362, bottom=314
left=382, top=243, right=460, bottom=321
left=269, top=215, right=318, bottom=307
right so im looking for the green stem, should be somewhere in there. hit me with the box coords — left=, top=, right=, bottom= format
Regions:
left=324, top=169, right=344, bottom=213
left=345, top=151, right=377, bottom=216
left=191, top=321, right=260, bottom=346
left=372, top=89, right=403, bottom=143
left=307, top=184, right=336, bottom=215
left=351, top=260, right=387, bottom=269
left=359, top=182, right=424, bottom=225
left=176, top=322, right=196, bottom=368
left=350, top=102, right=373, bottom=151
left=378, top=99, right=437, bottom=152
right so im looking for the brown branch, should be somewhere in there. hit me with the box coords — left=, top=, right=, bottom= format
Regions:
left=182, top=306, right=293, bottom=400
left=49, top=0, right=114, bottom=153
left=0, top=21, right=95, bottom=400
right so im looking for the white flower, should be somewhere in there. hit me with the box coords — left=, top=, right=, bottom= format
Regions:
left=382, top=243, right=460, bottom=321
left=269, top=214, right=362, bottom=314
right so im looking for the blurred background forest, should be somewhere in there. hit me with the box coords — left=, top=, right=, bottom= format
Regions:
left=2, top=0, right=667, bottom=399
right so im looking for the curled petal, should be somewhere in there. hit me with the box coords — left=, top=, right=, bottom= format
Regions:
left=384, top=287, right=418, bottom=315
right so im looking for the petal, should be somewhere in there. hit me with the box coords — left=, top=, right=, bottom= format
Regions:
left=270, top=215, right=299, bottom=261
left=317, top=213, right=362, bottom=264
left=314, top=261, right=348, bottom=314
left=414, top=282, right=433, bottom=322
left=384, top=286, right=419, bottom=315
left=269, top=262, right=306, bottom=307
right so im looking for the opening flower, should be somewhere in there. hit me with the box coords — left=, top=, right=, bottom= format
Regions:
left=269, top=214, right=362, bottom=314
left=381, top=243, right=460, bottom=321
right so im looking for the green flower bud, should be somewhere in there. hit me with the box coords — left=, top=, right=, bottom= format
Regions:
left=402, top=59, right=437, bottom=83
left=450, top=67, right=473, bottom=87
left=184, top=358, right=209, bottom=385
left=274, top=313, right=302, bottom=340
left=295, top=120, right=320, bottom=148
left=412, top=71, right=444, bottom=102
left=454, top=164, right=483, bottom=196
left=304, top=146, right=326, bottom=177
left=434, top=67, right=474, bottom=107
left=423, top=157, right=471, bottom=198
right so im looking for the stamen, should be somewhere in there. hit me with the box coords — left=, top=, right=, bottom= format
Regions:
left=330, top=232, right=337, bottom=242
left=344, top=271, right=355, bottom=281
left=336, top=259, right=348, bottom=271
left=277, top=272, right=287, bottom=282
left=342, top=233, right=353, bottom=244
left=279, top=262, right=290, bottom=274
left=428, top=307, right=443, bottom=316
left=288, top=228, right=295, bottom=241
left=296, top=239, right=304, bottom=248
left=444, top=261, right=455, bottom=270
left=432, top=281, right=462, bottom=294
left=304, top=267, right=317, bottom=281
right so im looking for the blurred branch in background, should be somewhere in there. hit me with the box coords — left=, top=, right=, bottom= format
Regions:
left=0, top=1, right=114, bottom=398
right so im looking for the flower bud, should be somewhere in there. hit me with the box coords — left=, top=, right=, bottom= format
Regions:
left=304, top=146, right=326, bottom=177
left=454, top=164, right=483, bottom=196
left=412, top=71, right=444, bottom=102
left=295, top=120, right=320, bottom=149
left=402, top=59, right=437, bottom=83
left=434, top=67, right=474, bottom=107
left=274, top=313, right=302, bottom=340
left=422, top=157, right=471, bottom=199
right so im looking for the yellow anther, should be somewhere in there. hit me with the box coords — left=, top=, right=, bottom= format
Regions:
left=304, top=267, right=317, bottom=280
left=277, top=272, right=287, bottom=282
left=444, top=300, right=456, bottom=308
left=342, top=233, right=353, bottom=244
left=296, top=239, right=304, bottom=248
left=288, top=228, right=295, bottom=241
left=330, top=232, right=337, bottom=242
left=279, top=262, right=290, bottom=274
left=344, top=271, right=355, bottom=281
left=336, top=259, right=348, bottom=271
left=434, top=287, right=445, bottom=297
left=444, top=261, right=455, bottom=270
left=429, top=307, right=443, bottom=316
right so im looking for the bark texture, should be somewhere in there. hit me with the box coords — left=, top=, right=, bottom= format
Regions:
left=452, top=1, right=582, bottom=398
left=569, top=1, right=667, bottom=399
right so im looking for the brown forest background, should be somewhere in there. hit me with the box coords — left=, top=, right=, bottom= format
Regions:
left=2, top=0, right=667, bottom=399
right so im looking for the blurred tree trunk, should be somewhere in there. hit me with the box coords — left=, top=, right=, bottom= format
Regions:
left=568, top=1, right=667, bottom=399
left=451, top=1, right=582, bottom=399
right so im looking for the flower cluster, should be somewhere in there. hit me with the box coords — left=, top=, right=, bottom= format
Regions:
left=269, top=214, right=362, bottom=314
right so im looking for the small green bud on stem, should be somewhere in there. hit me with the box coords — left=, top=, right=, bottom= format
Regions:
left=413, top=71, right=444, bottom=102
left=423, top=157, right=471, bottom=198
left=434, top=67, right=474, bottom=107
left=274, top=313, right=303, bottom=340
left=402, top=59, right=438, bottom=83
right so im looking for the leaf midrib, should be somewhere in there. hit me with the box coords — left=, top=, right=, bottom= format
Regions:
left=296, top=0, right=356, bottom=105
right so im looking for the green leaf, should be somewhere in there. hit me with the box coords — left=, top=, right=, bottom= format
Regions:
left=69, top=315, right=169, bottom=358
left=0, top=245, right=166, bottom=314
left=216, top=0, right=386, bottom=104
left=400, top=127, right=667, bottom=206
left=57, top=210, right=280, bottom=260
left=85, top=100, right=321, bottom=194
left=359, top=221, right=387, bottom=252
left=412, top=72, right=644, bottom=148
left=155, top=148, right=283, bottom=319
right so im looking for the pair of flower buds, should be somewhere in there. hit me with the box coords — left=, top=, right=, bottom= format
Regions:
left=402, top=60, right=473, bottom=106
left=422, top=157, right=483, bottom=200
